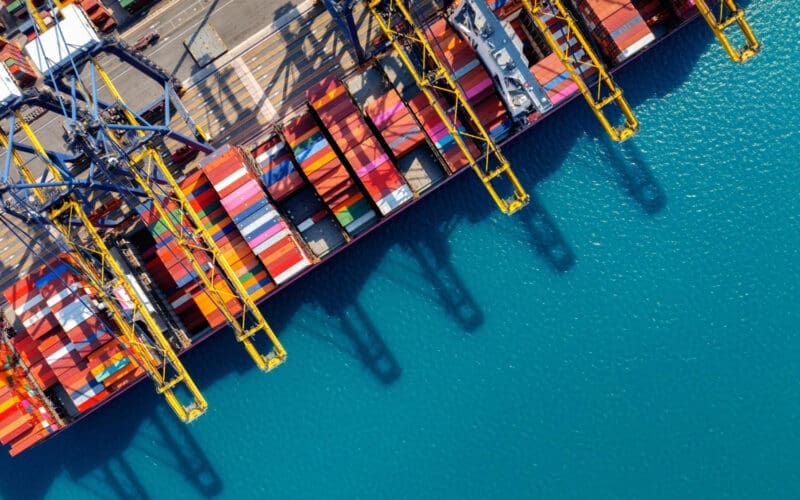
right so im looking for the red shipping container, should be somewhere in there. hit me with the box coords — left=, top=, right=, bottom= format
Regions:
left=0, top=408, right=26, bottom=433
left=266, top=247, right=307, bottom=279
left=381, top=112, right=425, bottom=149
left=59, top=368, right=93, bottom=395
left=9, top=427, right=49, bottom=456
left=28, top=360, right=58, bottom=389
left=315, top=96, right=357, bottom=125
left=343, top=139, right=388, bottom=174
left=259, top=237, right=301, bottom=270
left=474, top=95, right=508, bottom=128
left=20, top=310, right=59, bottom=341
left=0, top=417, right=33, bottom=445
left=359, top=161, right=407, bottom=200
left=327, top=114, right=373, bottom=152
left=312, top=169, right=354, bottom=200
left=310, top=85, right=350, bottom=113
left=77, top=390, right=110, bottom=413
left=36, top=331, right=67, bottom=354
left=441, top=143, right=473, bottom=172
left=282, top=122, right=317, bottom=148
left=581, top=0, right=620, bottom=25
left=306, top=75, right=346, bottom=107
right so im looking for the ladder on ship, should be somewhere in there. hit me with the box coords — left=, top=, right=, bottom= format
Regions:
left=694, top=0, right=759, bottom=63
left=520, top=0, right=639, bottom=142
left=0, top=107, right=208, bottom=423
left=364, top=0, right=530, bottom=215
left=26, top=3, right=288, bottom=371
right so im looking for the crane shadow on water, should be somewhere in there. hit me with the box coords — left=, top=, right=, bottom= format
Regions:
left=0, top=378, right=222, bottom=499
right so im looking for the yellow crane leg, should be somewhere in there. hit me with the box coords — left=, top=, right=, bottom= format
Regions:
left=125, top=149, right=287, bottom=371
left=0, top=126, right=208, bottom=423
left=91, top=60, right=287, bottom=371
left=694, top=0, right=760, bottom=63
left=50, top=202, right=208, bottom=422
left=521, top=0, right=638, bottom=142
left=24, top=0, right=48, bottom=32
left=366, top=0, right=529, bottom=215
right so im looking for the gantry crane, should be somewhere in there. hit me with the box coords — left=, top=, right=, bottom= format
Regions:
left=365, top=0, right=530, bottom=215
left=520, top=0, right=639, bottom=142
left=694, top=0, right=759, bottom=63
left=0, top=78, right=207, bottom=422
left=24, top=3, right=288, bottom=370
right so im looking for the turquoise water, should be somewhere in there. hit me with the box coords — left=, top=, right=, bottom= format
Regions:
left=3, top=2, right=799, bottom=498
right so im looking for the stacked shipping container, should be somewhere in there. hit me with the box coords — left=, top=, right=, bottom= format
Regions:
left=0, top=39, right=37, bottom=87
left=283, top=112, right=378, bottom=236
left=307, top=76, right=414, bottom=216
left=427, top=18, right=514, bottom=143
left=0, top=340, right=60, bottom=456
left=572, top=0, right=656, bottom=63
left=252, top=135, right=305, bottom=201
left=363, top=84, right=428, bottom=164
left=251, top=135, right=347, bottom=258
left=0, top=258, right=141, bottom=454
left=137, top=201, right=244, bottom=332
left=79, top=0, right=118, bottom=33
left=202, top=146, right=313, bottom=285
left=182, top=170, right=276, bottom=300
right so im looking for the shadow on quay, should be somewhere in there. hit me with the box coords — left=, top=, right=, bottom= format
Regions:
left=264, top=3, right=349, bottom=118
left=0, top=380, right=222, bottom=499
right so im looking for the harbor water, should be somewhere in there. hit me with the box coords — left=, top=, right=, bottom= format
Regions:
left=1, top=1, right=798, bottom=498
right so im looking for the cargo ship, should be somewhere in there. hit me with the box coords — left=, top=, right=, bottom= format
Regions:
left=0, top=0, right=759, bottom=455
